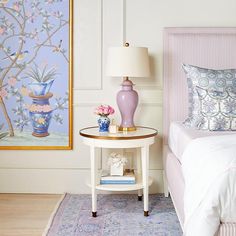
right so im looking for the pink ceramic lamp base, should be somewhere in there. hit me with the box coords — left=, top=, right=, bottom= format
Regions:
left=116, top=78, right=138, bottom=131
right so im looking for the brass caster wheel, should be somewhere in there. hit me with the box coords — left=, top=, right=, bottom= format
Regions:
left=144, top=211, right=149, bottom=217
left=138, top=196, right=142, bottom=201
left=92, top=211, right=97, bottom=217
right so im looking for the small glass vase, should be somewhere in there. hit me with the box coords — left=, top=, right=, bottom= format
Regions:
left=98, top=115, right=110, bottom=132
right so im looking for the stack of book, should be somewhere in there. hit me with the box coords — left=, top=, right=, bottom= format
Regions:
left=100, top=169, right=136, bottom=184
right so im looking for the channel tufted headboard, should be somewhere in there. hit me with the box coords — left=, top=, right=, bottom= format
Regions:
left=163, top=27, right=236, bottom=145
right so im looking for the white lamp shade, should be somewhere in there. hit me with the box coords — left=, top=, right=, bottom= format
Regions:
left=106, top=46, right=150, bottom=77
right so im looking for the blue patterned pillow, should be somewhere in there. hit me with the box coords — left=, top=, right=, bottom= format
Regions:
left=196, top=87, right=236, bottom=131
left=182, top=64, right=236, bottom=128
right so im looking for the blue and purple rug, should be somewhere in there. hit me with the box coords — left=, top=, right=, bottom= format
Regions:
left=44, top=194, right=182, bottom=236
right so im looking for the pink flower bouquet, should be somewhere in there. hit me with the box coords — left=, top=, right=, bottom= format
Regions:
left=94, top=104, right=115, bottom=117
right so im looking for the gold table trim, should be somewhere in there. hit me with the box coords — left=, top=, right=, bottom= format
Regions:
left=79, top=126, right=158, bottom=140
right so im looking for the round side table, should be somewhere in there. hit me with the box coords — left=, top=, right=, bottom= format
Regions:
left=80, top=126, right=157, bottom=217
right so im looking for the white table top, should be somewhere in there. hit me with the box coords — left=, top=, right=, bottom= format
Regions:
left=79, top=126, right=157, bottom=140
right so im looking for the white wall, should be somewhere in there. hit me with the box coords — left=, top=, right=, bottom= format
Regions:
left=1, top=0, right=236, bottom=193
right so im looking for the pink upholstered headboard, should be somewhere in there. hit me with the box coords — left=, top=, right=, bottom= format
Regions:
left=163, top=27, right=236, bottom=145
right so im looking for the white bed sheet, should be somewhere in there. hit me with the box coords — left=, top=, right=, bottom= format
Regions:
left=168, top=121, right=233, bottom=162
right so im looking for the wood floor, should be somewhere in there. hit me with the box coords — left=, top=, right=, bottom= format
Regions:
left=0, top=194, right=62, bottom=236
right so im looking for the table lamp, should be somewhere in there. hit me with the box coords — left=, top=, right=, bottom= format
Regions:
left=106, top=43, right=150, bottom=131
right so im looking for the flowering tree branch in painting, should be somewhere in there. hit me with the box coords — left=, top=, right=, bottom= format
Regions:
left=0, top=123, right=8, bottom=139
left=0, top=2, right=26, bottom=136
left=0, top=0, right=69, bottom=137
left=53, top=91, right=69, bottom=124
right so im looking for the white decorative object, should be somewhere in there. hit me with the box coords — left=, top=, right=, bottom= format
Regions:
left=109, top=119, right=118, bottom=134
left=107, top=152, right=127, bottom=176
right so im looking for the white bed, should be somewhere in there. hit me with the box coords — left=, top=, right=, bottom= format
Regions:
left=168, top=121, right=233, bottom=162
left=163, top=27, right=236, bottom=236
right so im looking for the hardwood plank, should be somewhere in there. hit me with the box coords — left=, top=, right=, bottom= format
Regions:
left=0, top=194, right=61, bottom=236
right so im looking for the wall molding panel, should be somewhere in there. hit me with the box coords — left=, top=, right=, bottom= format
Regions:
left=74, top=0, right=103, bottom=90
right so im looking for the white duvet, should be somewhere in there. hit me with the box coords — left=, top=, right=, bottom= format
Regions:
left=182, top=134, right=236, bottom=236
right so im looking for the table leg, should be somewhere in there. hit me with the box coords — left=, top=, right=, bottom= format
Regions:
left=141, top=145, right=149, bottom=216
left=137, top=148, right=142, bottom=201
left=90, top=146, right=97, bottom=217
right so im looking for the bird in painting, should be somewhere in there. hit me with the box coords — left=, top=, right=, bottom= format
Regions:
left=53, top=40, right=62, bottom=52
left=1, top=50, right=29, bottom=61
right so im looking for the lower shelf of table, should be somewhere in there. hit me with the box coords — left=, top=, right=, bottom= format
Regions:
left=87, top=176, right=153, bottom=192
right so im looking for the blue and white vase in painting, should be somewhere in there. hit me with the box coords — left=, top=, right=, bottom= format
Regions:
left=29, top=93, right=53, bottom=137
left=29, top=79, right=54, bottom=96
left=98, top=116, right=110, bottom=132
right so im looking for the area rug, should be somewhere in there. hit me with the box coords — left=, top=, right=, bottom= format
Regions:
left=43, top=194, right=182, bottom=236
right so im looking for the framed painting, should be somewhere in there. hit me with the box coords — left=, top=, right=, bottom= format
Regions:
left=0, top=0, right=73, bottom=149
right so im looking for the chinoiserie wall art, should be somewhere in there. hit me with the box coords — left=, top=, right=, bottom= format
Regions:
left=0, top=0, right=73, bottom=149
